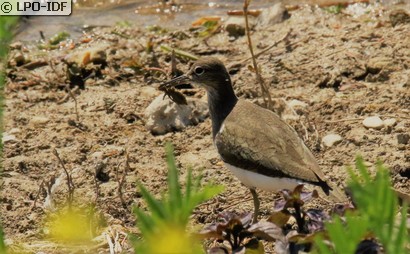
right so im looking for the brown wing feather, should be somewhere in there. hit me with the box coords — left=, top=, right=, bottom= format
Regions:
left=215, top=100, right=326, bottom=185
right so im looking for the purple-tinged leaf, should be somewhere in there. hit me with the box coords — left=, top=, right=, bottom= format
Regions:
left=305, top=209, right=330, bottom=232
left=274, top=199, right=287, bottom=212
left=300, top=189, right=319, bottom=203
left=247, top=221, right=283, bottom=241
left=275, top=234, right=290, bottom=254
left=274, top=185, right=319, bottom=212
left=239, top=212, right=253, bottom=228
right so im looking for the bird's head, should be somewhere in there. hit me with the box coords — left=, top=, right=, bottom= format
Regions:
left=160, top=57, right=232, bottom=92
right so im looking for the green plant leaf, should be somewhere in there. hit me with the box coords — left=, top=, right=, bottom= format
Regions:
left=315, top=157, right=409, bottom=254
left=137, top=183, right=166, bottom=220
left=133, top=143, right=223, bottom=253
left=165, top=143, right=183, bottom=221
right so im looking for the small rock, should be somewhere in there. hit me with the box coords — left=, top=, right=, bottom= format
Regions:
left=225, top=23, right=245, bottom=38
left=91, top=151, right=104, bottom=161
left=9, top=41, right=22, bottom=50
left=65, top=43, right=109, bottom=67
left=144, top=95, right=208, bottom=135
left=224, top=16, right=251, bottom=38
left=383, top=118, right=397, bottom=128
left=8, top=128, right=21, bottom=134
left=288, top=99, right=308, bottom=109
left=14, top=52, right=26, bottom=66
left=285, top=99, right=308, bottom=116
left=389, top=9, right=410, bottom=27
left=2, top=134, right=17, bottom=144
left=322, top=134, right=343, bottom=147
left=397, top=133, right=410, bottom=145
left=366, top=57, right=392, bottom=74
left=30, top=116, right=50, bottom=127
left=257, top=3, right=290, bottom=28
left=363, top=116, right=384, bottom=130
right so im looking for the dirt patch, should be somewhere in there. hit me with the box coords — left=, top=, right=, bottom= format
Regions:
left=2, top=3, right=409, bottom=253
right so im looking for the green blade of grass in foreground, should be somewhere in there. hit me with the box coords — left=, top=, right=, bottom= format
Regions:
left=314, top=157, right=409, bottom=254
left=133, top=143, right=224, bottom=253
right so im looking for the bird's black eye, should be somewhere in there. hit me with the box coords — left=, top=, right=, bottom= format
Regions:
left=194, top=67, right=205, bottom=75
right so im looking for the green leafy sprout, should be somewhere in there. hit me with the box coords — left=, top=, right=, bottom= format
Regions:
left=315, top=156, right=409, bottom=254
left=132, top=143, right=224, bottom=253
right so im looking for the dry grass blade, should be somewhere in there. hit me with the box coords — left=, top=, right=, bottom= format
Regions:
left=52, top=148, right=75, bottom=206
left=243, top=0, right=273, bottom=109
left=65, top=84, right=80, bottom=122
left=116, top=152, right=130, bottom=207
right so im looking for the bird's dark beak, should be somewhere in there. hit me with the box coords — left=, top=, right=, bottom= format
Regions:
left=159, top=74, right=191, bottom=89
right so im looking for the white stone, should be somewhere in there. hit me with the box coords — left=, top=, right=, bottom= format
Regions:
left=31, top=116, right=50, bottom=126
left=91, top=151, right=104, bottom=161
left=322, top=134, right=343, bottom=147
left=8, top=128, right=21, bottom=134
left=288, top=99, right=308, bottom=109
left=362, top=116, right=384, bottom=129
left=383, top=118, right=397, bottom=127
left=144, top=95, right=208, bottom=135
left=2, top=134, right=17, bottom=144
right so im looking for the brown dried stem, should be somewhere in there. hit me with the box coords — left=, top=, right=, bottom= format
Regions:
left=31, top=180, right=45, bottom=210
left=243, top=0, right=273, bottom=109
left=66, top=84, right=80, bottom=122
left=116, top=152, right=130, bottom=207
left=52, top=148, right=75, bottom=206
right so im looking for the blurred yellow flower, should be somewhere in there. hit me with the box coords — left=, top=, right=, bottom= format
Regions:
left=143, top=225, right=202, bottom=254
left=46, top=207, right=99, bottom=244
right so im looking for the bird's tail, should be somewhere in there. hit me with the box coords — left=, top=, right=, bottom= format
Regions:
left=324, top=183, right=349, bottom=203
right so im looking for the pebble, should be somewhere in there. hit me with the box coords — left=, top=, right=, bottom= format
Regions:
left=8, top=128, right=21, bottom=134
left=397, top=133, right=409, bottom=145
left=383, top=118, right=397, bottom=128
left=288, top=99, right=308, bottom=109
left=225, top=23, right=245, bottom=38
left=30, top=116, right=50, bottom=126
left=144, top=95, right=208, bottom=135
left=367, top=57, right=392, bottom=74
left=2, top=134, right=17, bottom=144
left=65, top=43, right=108, bottom=66
left=362, top=116, right=384, bottom=129
left=322, top=134, right=343, bottom=147
left=224, top=16, right=250, bottom=39
left=389, top=9, right=410, bottom=27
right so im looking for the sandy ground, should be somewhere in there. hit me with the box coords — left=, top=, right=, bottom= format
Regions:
left=1, top=2, right=409, bottom=253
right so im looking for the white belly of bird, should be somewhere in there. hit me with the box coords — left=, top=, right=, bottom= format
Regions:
left=225, top=163, right=301, bottom=192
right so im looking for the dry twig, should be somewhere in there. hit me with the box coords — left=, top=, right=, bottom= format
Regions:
left=116, top=152, right=130, bottom=207
left=243, top=0, right=273, bottom=109
left=52, top=148, right=75, bottom=206
left=65, top=84, right=80, bottom=122
left=31, top=180, right=45, bottom=210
